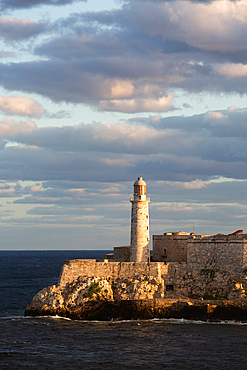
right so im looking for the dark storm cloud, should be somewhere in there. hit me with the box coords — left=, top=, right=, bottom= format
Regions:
left=0, top=0, right=82, bottom=12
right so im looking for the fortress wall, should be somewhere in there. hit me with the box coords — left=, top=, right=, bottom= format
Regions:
left=152, top=235, right=188, bottom=263
left=187, top=235, right=247, bottom=276
left=58, top=260, right=178, bottom=287
left=57, top=258, right=242, bottom=299
left=243, top=240, right=247, bottom=269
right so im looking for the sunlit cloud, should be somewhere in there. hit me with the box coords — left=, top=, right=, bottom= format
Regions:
left=0, top=118, right=36, bottom=137
left=0, top=96, right=45, bottom=117
left=99, top=95, right=174, bottom=113
left=216, top=63, right=247, bottom=78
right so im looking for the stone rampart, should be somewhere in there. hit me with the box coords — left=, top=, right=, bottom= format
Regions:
left=57, top=257, right=247, bottom=301
left=187, top=234, right=247, bottom=277
left=58, top=260, right=188, bottom=287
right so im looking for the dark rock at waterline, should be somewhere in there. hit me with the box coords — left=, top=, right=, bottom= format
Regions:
left=25, top=298, right=247, bottom=322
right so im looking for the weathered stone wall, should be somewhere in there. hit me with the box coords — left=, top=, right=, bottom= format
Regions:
left=58, top=260, right=171, bottom=287
left=153, top=233, right=188, bottom=262
left=50, top=258, right=247, bottom=303
left=187, top=234, right=247, bottom=277
left=243, top=240, right=247, bottom=269
left=113, top=246, right=130, bottom=262
left=130, top=200, right=150, bottom=262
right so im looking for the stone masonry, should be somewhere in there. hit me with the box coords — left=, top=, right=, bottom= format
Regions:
left=187, top=232, right=247, bottom=278
left=152, top=232, right=189, bottom=263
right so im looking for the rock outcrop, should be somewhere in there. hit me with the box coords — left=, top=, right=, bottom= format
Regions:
left=25, top=275, right=247, bottom=321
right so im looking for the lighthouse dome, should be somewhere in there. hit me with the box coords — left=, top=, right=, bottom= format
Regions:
left=133, top=177, right=146, bottom=186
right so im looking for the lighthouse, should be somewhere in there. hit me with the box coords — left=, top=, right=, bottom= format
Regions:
left=130, top=177, right=150, bottom=262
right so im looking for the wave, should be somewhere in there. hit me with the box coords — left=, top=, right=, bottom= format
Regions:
left=151, top=317, right=247, bottom=325
left=3, top=314, right=247, bottom=326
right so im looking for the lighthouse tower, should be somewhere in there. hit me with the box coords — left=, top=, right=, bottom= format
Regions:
left=130, top=177, right=150, bottom=262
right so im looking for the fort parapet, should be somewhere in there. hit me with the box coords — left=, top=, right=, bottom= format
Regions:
left=59, top=260, right=171, bottom=287
left=187, top=233, right=247, bottom=277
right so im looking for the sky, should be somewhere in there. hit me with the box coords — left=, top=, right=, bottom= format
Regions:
left=1, top=0, right=247, bottom=250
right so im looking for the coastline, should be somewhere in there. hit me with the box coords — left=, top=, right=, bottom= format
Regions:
left=25, top=297, right=247, bottom=322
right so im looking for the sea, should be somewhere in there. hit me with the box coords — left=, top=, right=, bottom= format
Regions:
left=1, top=250, right=247, bottom=370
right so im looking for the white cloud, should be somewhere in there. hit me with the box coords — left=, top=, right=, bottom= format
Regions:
left=216, top=63, right=247, bottom=78
left=0, top=118, right=36, bottom=137
left=129, top=0, right=247, bottom=53
left=110, top=80, right=134, bottom=99
left=0, top=96, right=45, bottom=117
left=203, top=111, right=231, bottom=125
left=30, top=184, right=42, bottom=192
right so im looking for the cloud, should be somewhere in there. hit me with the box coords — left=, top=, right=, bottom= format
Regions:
left=0, top=182, right=22, bottom=197
left=45, top=110, right=72, bottom=119
left=0, top=0, right=81, bottom=11
left=216, top=63, right=247, bottom=78
left=11, top=122, right=191, bottom=154
left=0, top=106, right=244, bottom=186
left=122, top=0, right=247, bottom=53
left=0, top=58, right=174, bottom=112
left=0, top=3, right=247, bottom=186
left=137, top=106, right=247, bottom=139
left=0, top=96, right=45, bottom=116
left=165, top=179, right=211, bottom=190
left=0, top=51, right=16, bottom=58
left=99, top=95, right=174, bottom=113
left=0, top=188, right=19, bottom=197
left=0, top=17, right=46, bottom=41
left=1, top=1, right=247, bottom=108
left=2, top=0, right=247, bottom=247
left=30, top=184, right=42, bottom=192
left=0, top=118, right=36, bottom=137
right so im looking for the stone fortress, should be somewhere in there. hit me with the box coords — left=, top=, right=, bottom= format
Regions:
left=25, top=177, right=247, bottom=320
left=58, top=177, right=247, bottom=300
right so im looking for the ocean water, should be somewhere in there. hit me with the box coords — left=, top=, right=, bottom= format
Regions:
left=1, top=251, right=247, bottom=369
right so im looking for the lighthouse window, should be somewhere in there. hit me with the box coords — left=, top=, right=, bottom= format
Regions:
left=147, top=226, right=148, bottom=230
left=139, top=196, right=141, bottom=199
left=146, top=215, right=148, bottom=219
